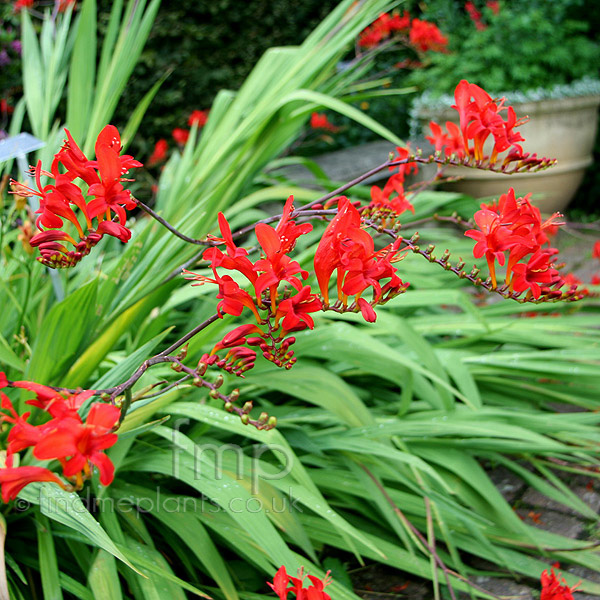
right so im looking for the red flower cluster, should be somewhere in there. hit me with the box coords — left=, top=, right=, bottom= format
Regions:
left=409, top=19, right=449, bottom=53
left=364, top=146, right=417, bottom=225
left=268, top=566, right=331, bottom=600
left=358, top=11, right=447, bottom=53
left=13, top=0, right=34, bottom=12
left=310, top=113, right=339, bottom=133
left=541, top=568, right=579, bottom=600
left=465, top=187, right=568, bottom=296
left=358, top=11, right=411, bottom=48
left=428, top=80, right=528, bottom=166
left=0, top=373, right=119, bottom=502
left=170, top=109, right=210, bottom=148
left=56, top=0, right=76, bottom=11
left=0, top=99, right=14, bottom=115
left=314, top=196, right=408, bottom=320
left=465, top=1, right=486, bottom=30
left=148, top=139, right=169, bottom=167
left=186, top=196, right=322, bottom=374
left=11, top=125, right=141, bottom=268
left=188, top=109, right=210, bottom=128
left=172, top=128, right=190, bottom=146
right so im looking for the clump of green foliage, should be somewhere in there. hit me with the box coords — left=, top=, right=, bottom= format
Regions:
left=407, top=0, right=600, bottom=96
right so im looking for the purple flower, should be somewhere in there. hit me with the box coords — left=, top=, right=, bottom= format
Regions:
left=10, top=40, right=22, bottom=55
left=0, top=50, right=11, bottom=67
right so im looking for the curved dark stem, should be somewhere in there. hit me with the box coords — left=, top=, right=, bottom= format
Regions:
left=136, top=375, right=192, bottom=400
left=229, top=158, right=406, bottom=241
left=136, top=199, right=212, bottom=246
left=157, top=313, right=220, bottom=358
left=402, top=214, right=471, bottom=231
left=137, top=153, right=553, bottom=249
left=362, top=217, right=586, bottom=304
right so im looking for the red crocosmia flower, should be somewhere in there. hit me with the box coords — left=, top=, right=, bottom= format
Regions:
left=465, top=208, right=515, bottom=287
left=368, top=182, right=414, bottom=220
left=172, top=128, right=190, bottom=145
left=275, top=285, right=322, bottom=332
left=540, top=568, right=579, bottom=600
left=275, top=196, right=313, bottom=254
left=426, top=120, right=466, bottom=158
left=357, top=11, right=411, bottom=48
left=253, top=222, right=309, bottom=301
left=465, top=1, right=486, bottom=30
left=315, top=197, right=405, bottom=317
left=10, top=125, right=140, bottom=268
left=389, top=10, right=411, bottom=32
left=1, top=393, right=42, bottom=458
left=341, top=236, right=403, bottom=301
left=267, top=567, right=332, bottom=600
left=314, top=197, right=362, bottom=303
left=592, top=241, right=600, bottom=260
left=148, top=139, right=169, bottom=166
left=510, top=251, right=558, bottom=299
left=409, top=19, right=448, bottom=52
left=0, top=466, right=65, bottom=503
left=56, top=0, right=76, bottom=11
left=0, top=99, right=14, bottom=115
left=0, top=375, right=117, bottom=494
left=212, top=346, right=257, bottom=376
left=358, top=26, right=384, bottom=48
left=188, top=109, right=209, bottom=127
left=184, top=270, right=261, bottom=322
left=310, top=113, right=339, bottom=133
left=562, top=273, right=582, bottom=288
left=389, top=146, right=418, bottom=179
left=33, top=403, right=120, bottom=487
left=55, top=129, right=100, bottom=187
left=5, top=377, right=94, bottom=420
left=591, top=274, right=600, bottom=285
left=96, top=220, right=132, bottom=242
left=486, top=0, right=499, bottom=15
left=202, top=213, right=257, bottom=283
left=213, top=324, right=263, bottom=352
left=87, top=126, right=139, bottom=225
left=268, top=566, right=290, bottom=600
left=13, top=0, right=34, bottom=12
left=357, top=298, right=377, bottom=322
left=450, top=80, right=528, bottom=163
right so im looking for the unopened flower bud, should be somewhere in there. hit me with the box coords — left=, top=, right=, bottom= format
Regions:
left=197, top=363, right=208, bottom=376
left=258, top=412, right=268, bottom=424
left=209, top=389, right=220, bottom=399
left=240, top=414, right=249, bottom=425
left=268, top=416, right=277, bottom=428
left=242, top=401, right=253, bottom=414
left=214, top=374, right=224, bottom=388
left=224, top=402, right=234, bottom=412
left=192, top=377, right=202, bottom=387
left=229, top=389, right=239, bottom=401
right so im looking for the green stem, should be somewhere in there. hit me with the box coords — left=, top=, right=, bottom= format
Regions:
left=14, top=261, right=33, bottom=344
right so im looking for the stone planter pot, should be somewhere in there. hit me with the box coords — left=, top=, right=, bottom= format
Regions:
left=416, top=94, right=600, bottom=213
